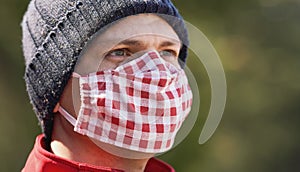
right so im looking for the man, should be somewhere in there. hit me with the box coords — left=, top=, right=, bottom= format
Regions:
left=22, top=0, right=192, bottom=171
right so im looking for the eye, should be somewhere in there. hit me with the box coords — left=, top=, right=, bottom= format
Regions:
left=159, top=50, right=177, bottom=58
left=106, top=48, right=131, bottom=58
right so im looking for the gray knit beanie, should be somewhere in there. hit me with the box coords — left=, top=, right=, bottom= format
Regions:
left=21, top=0, right=189, bottom=146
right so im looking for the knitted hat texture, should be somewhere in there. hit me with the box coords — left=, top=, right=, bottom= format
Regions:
left=21, top=0, right=188, bottom=145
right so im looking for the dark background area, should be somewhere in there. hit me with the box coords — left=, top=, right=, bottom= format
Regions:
left=0, top=0, right=299, bottom=171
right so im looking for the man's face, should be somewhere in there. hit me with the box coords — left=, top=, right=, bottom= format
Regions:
left=57, top=13, right=184, bottom=158
left=60, top=14, right=182, bottom=118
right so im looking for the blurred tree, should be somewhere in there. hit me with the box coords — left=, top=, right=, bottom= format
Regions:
left=0, top=0, right=299, bottom=171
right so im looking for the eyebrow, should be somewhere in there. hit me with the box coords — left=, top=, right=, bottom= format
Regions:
left=117, top=39, right=181, bottom=48
left=118, top=39, right=143, bottom=47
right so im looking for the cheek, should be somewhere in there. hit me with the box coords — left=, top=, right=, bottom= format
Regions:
left=75, top=56, right=102, bottom=75
left=97, top=59, right=120, bottom=71
left=72, top=78, right=82, bottom=117
left=163, top=57, right=181, bottom=68
left=59, top=78, right=81, bottom=118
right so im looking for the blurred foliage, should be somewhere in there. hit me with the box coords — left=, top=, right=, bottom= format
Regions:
left=0, top=0, right=299, bottom=171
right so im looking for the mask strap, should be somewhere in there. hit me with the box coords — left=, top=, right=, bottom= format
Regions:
left=58, top=105, right=77, bottom=126
left=72, top=72, right=81, bottom=78
left=57, top=73, right=80, bottom=126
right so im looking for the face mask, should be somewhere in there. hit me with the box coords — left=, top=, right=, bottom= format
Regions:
left=58, top=51, right=193, bottom=153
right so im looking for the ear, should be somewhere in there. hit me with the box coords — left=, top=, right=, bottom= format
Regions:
left=53, top=103, right=60, bottom=113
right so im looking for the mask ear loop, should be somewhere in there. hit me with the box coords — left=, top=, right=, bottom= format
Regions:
left=57, top=103, right=77, bottom=126
left=56, top=72, right=82, bottom=126
left=72, top=72, right=81, bottom=78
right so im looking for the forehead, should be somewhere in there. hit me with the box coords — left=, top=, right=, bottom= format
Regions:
left=90, top=13, right=180, bottom=46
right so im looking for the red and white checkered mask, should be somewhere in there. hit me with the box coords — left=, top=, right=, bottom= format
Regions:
left=59, top=51, right=193, bottom=153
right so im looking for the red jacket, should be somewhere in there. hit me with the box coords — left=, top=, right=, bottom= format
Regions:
left=22, top=135, right=175, bottom=172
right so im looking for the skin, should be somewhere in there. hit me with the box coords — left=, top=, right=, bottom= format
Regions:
left=51, top=14, right=181, bottom=172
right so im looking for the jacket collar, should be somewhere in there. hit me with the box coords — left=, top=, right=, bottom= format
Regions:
left=22, top=134, right=175, bottom=172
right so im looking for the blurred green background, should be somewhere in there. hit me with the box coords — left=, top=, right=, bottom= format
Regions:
left=1, top=0, right=299, bottom=171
